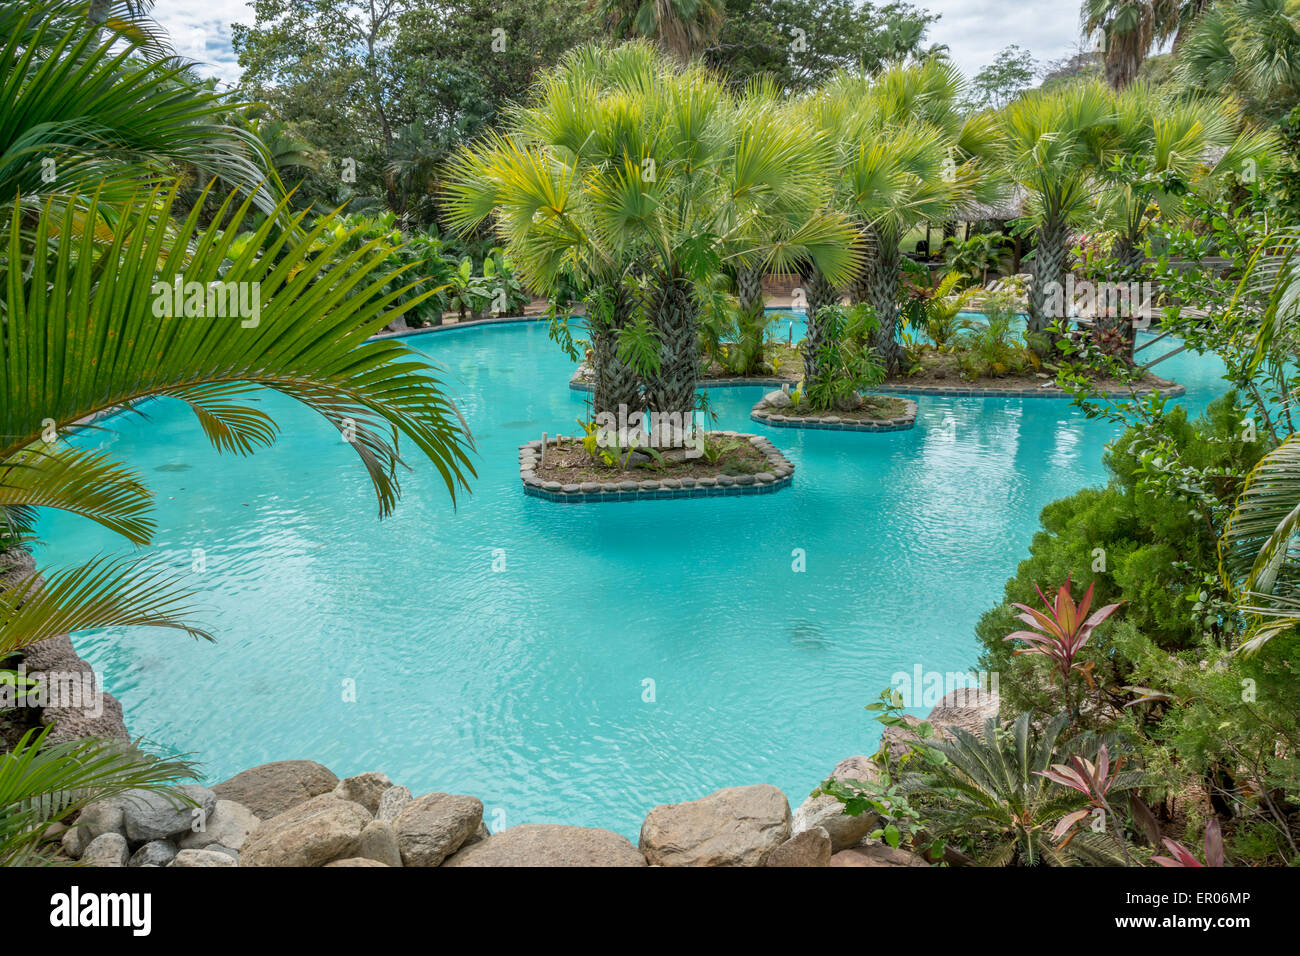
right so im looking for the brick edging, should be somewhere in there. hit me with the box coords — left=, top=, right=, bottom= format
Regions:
left=518, top=433, right=795, bottom=503
left=751, top=398, right=918, bottom=432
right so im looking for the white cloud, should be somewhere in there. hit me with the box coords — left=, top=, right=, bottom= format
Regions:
left=151, top=0, right=1091, bottom=89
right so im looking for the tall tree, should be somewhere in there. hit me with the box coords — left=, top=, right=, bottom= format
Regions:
left=1082, top=0, right=1212, bottom=90
left=600, top=0, right=725, bottom=60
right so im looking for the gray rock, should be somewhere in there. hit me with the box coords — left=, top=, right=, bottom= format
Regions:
left=121, top=785, right=217, bottom=843
left=332, top=772, right=393, bottom=815
left=376, top=785, right=412, bottom=824
left=393, top=793, right=483, bottom=867
left=18, top=631, right=130, bottom=743
left=240, top=794, right=371, bottom=867
left=356, top=820, right=402, bottom=867
left=128, top=840, right=177, bottom=867
left=792, top=794, right=877, bottom=851
left=766, top=826, right=832, bottom=867
left=61, top=800, right=125, bottom=859
left=443, top=825, right=647, bottom=867
left=206, top=844, right=239, bottom=860
left=169, top=848, right=238, bottom=868
left=211, top=760, right=338, bottom=820
left=762, top=389, right=792, bottom=409
left=177, top=799, right=259, bottom=852
left=927, top=686, right=1000, bottom=736
left=81, top=832, right=128, bottom=867
left=639, top=784, right=792, bottom=867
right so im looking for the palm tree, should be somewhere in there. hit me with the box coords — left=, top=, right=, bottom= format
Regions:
left=1082, top=0, right=1213, bottom=90
left=1, top=1, right=281, bottom=223
left=600, top=0, right=725, bottom=61
left=447, top=43, right=860, bottom=430
left=999, top=82, right=1119, bottom=342
left=1175, top=0, right=1300, bottom=123
left=1, top=185, right=475, bottom=657
left=803, top=60, right=997, bottom=375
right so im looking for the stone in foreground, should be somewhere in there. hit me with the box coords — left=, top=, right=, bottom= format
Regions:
left=169, top=848, right=239, bottom=868
left=829, top=844, right=931, bottom=867
left=81, top=832, right=128, bottom=867
left=120, top=785, right=217, bottom=843
left=393, top=793, right=483, bottom=867
left=240, top=794, right=371, bottom=867
left=639, top=784, right=792, bottom=866
left=177, top=799, right=259, bottom=852
left=443, top=824, right=647, bottom=867
left=766, top=826, right=832, bottom=867
left=212, top=760, right=339, bottom=820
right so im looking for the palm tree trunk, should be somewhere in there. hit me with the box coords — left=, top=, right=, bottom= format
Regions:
left=644, top=271, right=698, bottom=440
left=736, top=263, right=764, bottom=317
left=802, top=267, right=839, bottom=387
left=589, top=282, right=641, bottom=419
left=1028, top=219, right=1070, bottom=339
left=856, top=229, right=904, bottom=376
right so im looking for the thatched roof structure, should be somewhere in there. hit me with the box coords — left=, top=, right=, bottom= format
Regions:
left=957, top=186, right=1029, bottom=223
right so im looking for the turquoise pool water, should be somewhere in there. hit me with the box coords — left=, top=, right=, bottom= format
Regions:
left=36, top=320, right=1229, bottom=839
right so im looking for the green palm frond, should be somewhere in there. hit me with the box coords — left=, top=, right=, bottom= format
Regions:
left=0, top=444, right=154, bottom=543
left=1, top=185, right=475, bottom=516
left=0, top=726, right=197, bottom=865
left=0, top=555, right=210, bottom=652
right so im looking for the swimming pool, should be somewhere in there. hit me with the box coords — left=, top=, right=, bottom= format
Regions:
left=36, top=320, right=1230, bottom=839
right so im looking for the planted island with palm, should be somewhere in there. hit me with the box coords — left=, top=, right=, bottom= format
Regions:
left=2, top=0, right=1300, bottom=878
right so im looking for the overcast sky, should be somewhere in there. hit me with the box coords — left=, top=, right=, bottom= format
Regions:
left=150, top=0, right=1091, bottom=90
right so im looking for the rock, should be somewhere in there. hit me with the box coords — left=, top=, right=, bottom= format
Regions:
left=460, top=821, right=490, bottom=849
left=792, top=794, right=877, bottom=852
left=927, top=686, right=1000, bottom=737
left=169, top=849, right=238, bottom=868
left=239, top=794, right=372, bottom=867
left=443, top=825, right=647, bottom=867
left=881, top=714, right=929, bottom=762
left=211, top=760, right=339, bottom=819
left=393, top=793, right=483, bottom=867
left=766, top=827, right=832, bottom=867
left=324, top=857, right=388, bottom=867
left=177, top=800, right=259, bottom=852
left=120, top=785, right=217, bottom=844
left=376, top=785, right=412, bottom=824
left=830, top=755, right=880, bottom=785
left=332, top=772, right=393, bottom=815
left=81, top=832, right=128, bottom=867
left=18, top=632, right=130, bottom=743
left=834, top=391, right=864, bottom=412
left=206, top=845, right=240, bottom=860
left=762, top=389, right=792, bottom=409
left=829, top=844, right=931, bottom=867
left=128, top=840, right=177, bottom=867
left=356, top=820, right=402, bottom=868
left=639, top=784, right=792, bottom=867
left=61, top=800, right=125, bottom=859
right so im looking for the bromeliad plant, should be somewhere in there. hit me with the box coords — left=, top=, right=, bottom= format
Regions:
left=1004, top=575, right=1124, bottom=717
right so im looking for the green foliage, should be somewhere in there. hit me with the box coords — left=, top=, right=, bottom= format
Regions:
left=966, top=44, right=1037, bottom=112
left=802, top=305, right=886, bottom=411
left=977, top=393, right=1265, bottom=716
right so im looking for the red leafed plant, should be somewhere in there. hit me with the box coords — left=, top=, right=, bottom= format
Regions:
left=1151, top=818, right=1226, bottom=868
left=1004, top=575, right=1123, bottom=715
left=1036, top=742, right=1134, bottom=865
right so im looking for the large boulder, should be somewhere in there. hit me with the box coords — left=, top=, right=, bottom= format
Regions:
left=177, top=800, right=259, bottom=852
left=927, top=687, right=1000, bottom=737
left=443, top=825, right=647, bottom=867
left=393, top=793, right=482, bottom=867
left=120, top=785, right=217, bottom=844
left=880, top=714, right=929, bottom=762
left=332, top=772, right=393, bottom=815
left=239, top=794, right=372, bottom=867
left=829, top=844, right=931, bottom=868
left=762, top=389, right=792, bottom=409
left=324, top=857, right=388, bottom=867
left=355, top=820, right=403, bottom=868
left=639, top=784, right=792, bottom=867
left=61, top=800, right=125, bottom=859
left=19, top=632, right=130, bottom=744
left=211, top=760, right=338, bottom=820
left=766, top=826, right=832, bottom=867
left=793, top=755, right=882, bottom=851
left=81, top=832, right=128, bottom=867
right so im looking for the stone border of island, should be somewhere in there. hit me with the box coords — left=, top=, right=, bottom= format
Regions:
left=750, top=393, right=919, bottom=432
left=518, top=432, right=795, bottom=502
